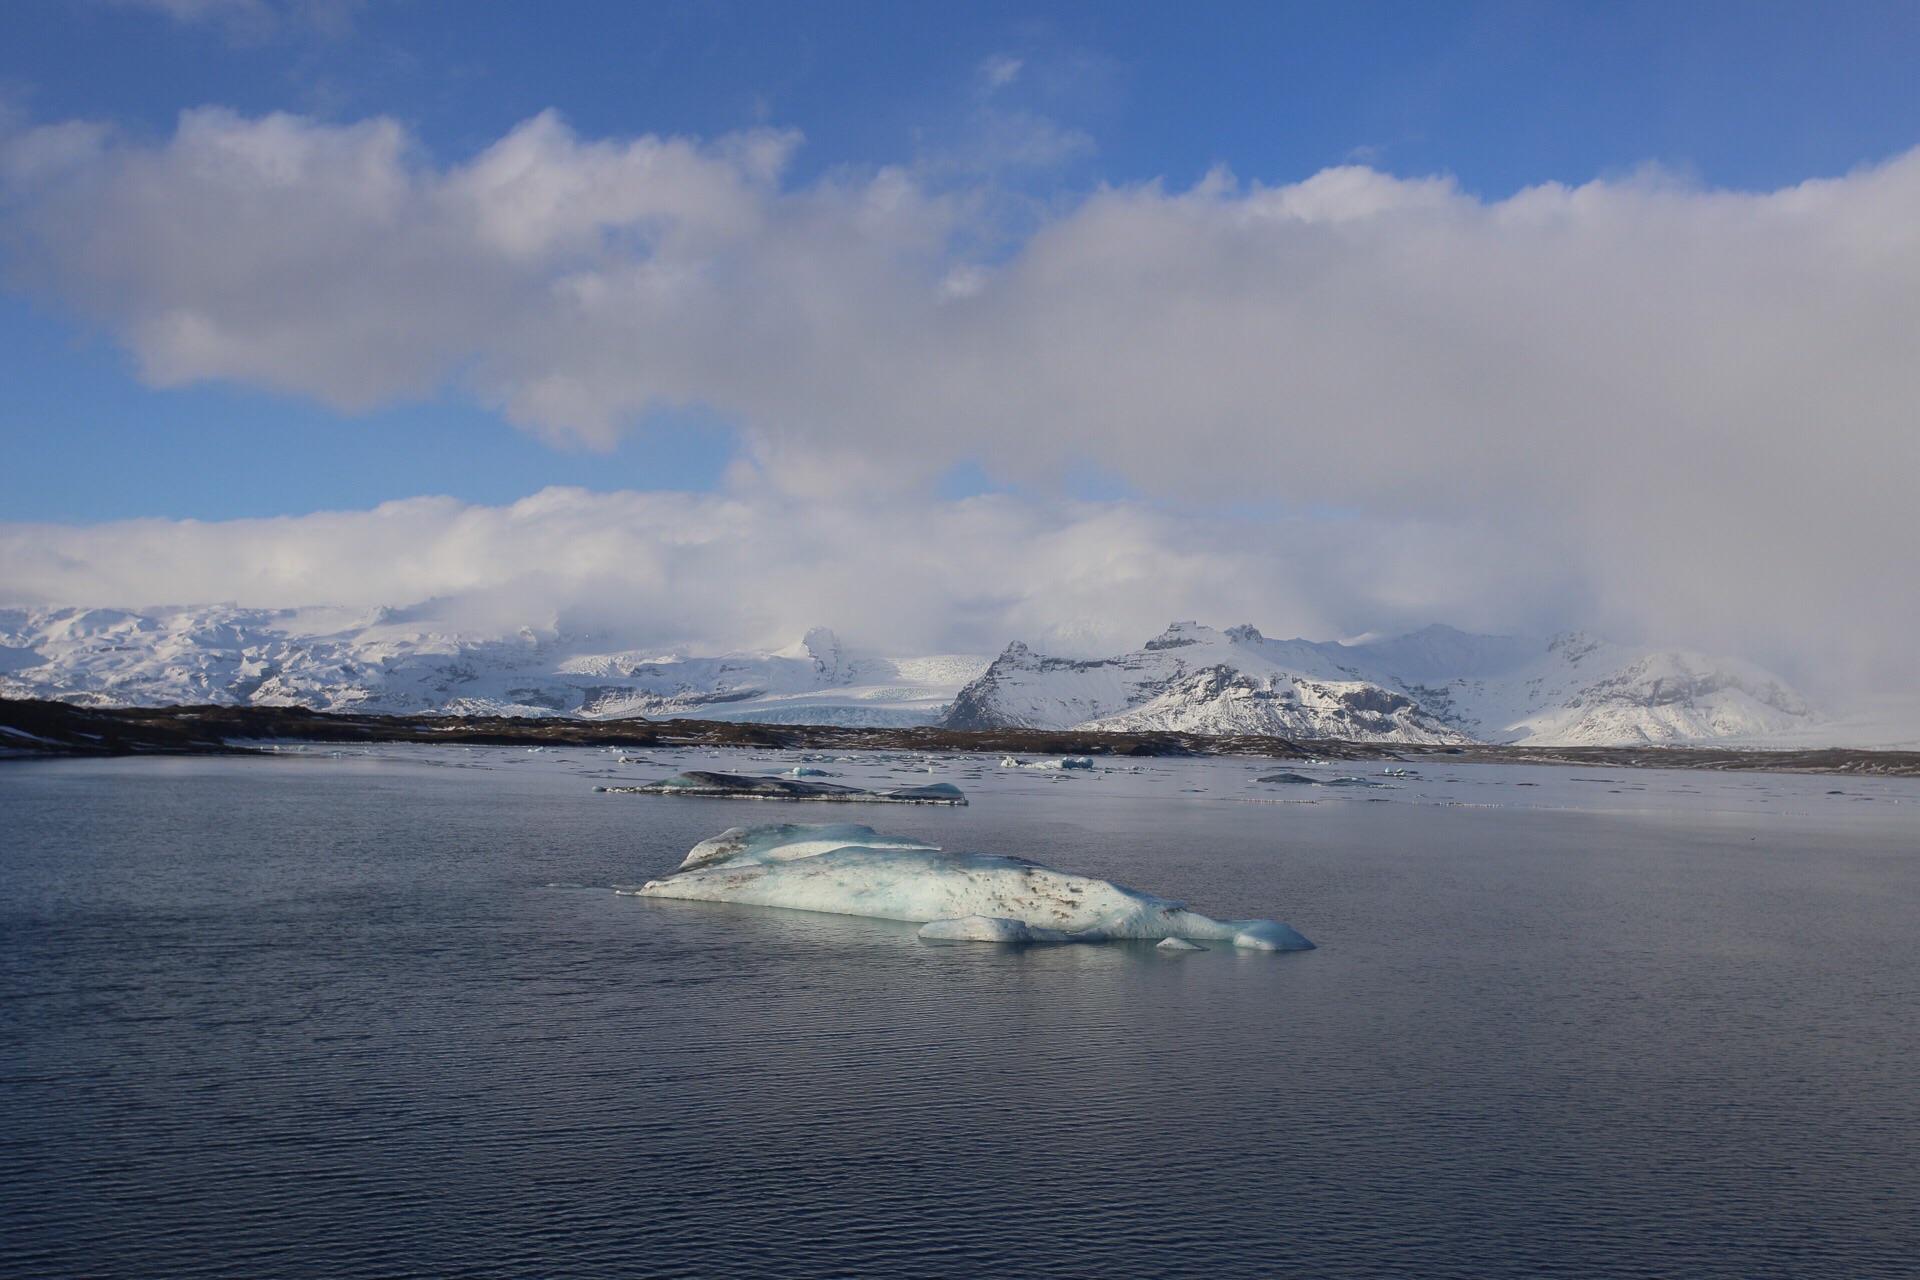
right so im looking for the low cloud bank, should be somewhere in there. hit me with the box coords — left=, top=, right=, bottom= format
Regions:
left=0, top=487, right=1583, bottom=661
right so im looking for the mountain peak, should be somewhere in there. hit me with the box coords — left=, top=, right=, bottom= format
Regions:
left=1144, top=620, right=1216, bottom=650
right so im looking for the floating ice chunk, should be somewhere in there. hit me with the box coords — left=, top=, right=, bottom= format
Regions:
left=1000, top=755, right=1095, bottom=770
left=602, top=772, right=966, bottom=805
left=919, top=916, right=1074, bottom=944
left=1231, top=920, right=1315, bottom=951
left=637, top=823, right=1313, bottom=950
left=1255, top=771, right=1380, bottom=788
left=1156, top=936, right=1207, bottom=952
left=785, top=766, right=836, bottom=777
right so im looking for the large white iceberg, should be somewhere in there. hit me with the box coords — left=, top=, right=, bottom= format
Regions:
left=636, top=823, right=1313, bottom=950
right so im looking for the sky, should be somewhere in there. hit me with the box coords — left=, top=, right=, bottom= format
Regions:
left=3, top=1, right=1919, bottom=699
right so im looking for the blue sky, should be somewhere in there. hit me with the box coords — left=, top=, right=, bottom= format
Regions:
left=3, top=1, right=1919, bottom=685
left=5, top=1, right=1920, bottom=521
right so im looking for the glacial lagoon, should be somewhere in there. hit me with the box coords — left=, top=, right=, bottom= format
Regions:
left=4, top=746, right=1917, bottom=1278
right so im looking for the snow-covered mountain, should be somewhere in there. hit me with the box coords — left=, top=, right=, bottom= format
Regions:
left=943, top=624, right=1465, bottom=743
left=943, top=622, right=1820, bottom=746
left=0, top=606, right=985, bottom=727
left=0, top=606, right=1826, bottom=745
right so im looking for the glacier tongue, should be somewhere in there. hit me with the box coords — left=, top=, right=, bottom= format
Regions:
left=636, top=823, right=1314, bottom=950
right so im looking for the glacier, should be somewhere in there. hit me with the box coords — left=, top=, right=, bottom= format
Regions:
left=635, top=823, right=1314, bottom=950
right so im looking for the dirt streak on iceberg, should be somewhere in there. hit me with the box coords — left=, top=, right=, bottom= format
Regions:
left=635, top=823, right=1314, bottom=950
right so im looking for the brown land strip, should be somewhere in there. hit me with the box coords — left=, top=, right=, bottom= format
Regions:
left=3, top=697, right=1916, bottom=777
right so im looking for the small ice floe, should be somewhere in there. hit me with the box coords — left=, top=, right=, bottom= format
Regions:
left=784, top=766, right=837, bottom=777
left=1000, top=756, right=1095, bottom=770
left=634, top=823, right=1313, bottom=951
left=1156, top=937, right=1207, bottom=953
left=1381, top=767, right=1418, bottom=778
left=597, top=772, right=966, bottom=805
left=1257, top=772, right=1319, bottom=785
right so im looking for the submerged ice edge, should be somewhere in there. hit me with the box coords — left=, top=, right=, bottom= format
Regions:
left=634, top=823, right=1313, bottom=951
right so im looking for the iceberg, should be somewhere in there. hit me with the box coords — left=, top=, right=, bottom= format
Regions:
left=598, top=772, right=966, bottom=804
left=636, top=823, right=1314, bottom=950
left=1256, top=772, right=1381, bottom=788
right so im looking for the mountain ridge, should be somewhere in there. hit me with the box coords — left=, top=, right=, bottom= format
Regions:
left=941, top=621, right=1819, bottom=747
left=0, top=604, right=1828, bottom=747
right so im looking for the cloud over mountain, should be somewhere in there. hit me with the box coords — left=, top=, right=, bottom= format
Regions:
left=0, top=487, right=1570, bottom=663
left=4, top=108, right=1919, bottom=692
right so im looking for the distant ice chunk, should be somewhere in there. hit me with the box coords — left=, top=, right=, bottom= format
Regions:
left=603, top=771, right=965, bottom=804
left=999, top=755, right=1095, bottom=770
left=1255, top=771, right=1380, bottom=788
left=1156, top=937, right=1207, bottom=952
left=637, top=823, right=1313, bottom=950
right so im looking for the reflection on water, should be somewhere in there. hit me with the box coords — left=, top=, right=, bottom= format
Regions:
left=3, top=749, right=1918, bottom=1278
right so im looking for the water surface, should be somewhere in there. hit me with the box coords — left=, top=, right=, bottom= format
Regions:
left=4, top=748, right=1917, bottom=1278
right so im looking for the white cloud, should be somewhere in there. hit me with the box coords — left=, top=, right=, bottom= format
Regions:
left=979, top=54, right=1024, bottom=93
left=102, top=0, right=361, bottom=38
left=3, top=108, right=1919, bottom=691
left=0, top=488, right=1579, bottom=663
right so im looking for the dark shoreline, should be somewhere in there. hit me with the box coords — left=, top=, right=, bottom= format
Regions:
left=3, top=696, right=1916, bottom=777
